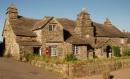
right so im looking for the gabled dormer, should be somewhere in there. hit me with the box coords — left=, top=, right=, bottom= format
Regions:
left=34, top=17, right=64, bottom=43
left=46, top=18, right=62, bottom=32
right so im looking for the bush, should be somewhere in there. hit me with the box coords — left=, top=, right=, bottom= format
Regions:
left=64, top=53, right=77, bottom=62
left=123, top=48, right=130, bottom=56
left=41, top=55, right=50, bottom=62
left=24, top=53, right=35, bottom=61
left=112, top=46, right=121, bottom=57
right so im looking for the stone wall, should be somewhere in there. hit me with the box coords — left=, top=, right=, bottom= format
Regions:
left=61, top=42, right=72, bottom=58
left=3, top=19, right=20, bottom=59
left=20, top=46, right=33, bottom=54
left=30, top=60, right=69, bottom=77
left=96, top=37, right=127, bottom=47
left=30, top=58, right=130, bottom=79
left=45, top=43, right=63, bottom=57
left=16, top=36, right=37, bottom=42
left=127, top=44, right=130, bottom=48
left=95, top=37, right=128, bottom=57
left=41, top=19, right=63, bottom=43
left=77, top=46, right=87, bottom=59
left=34, top=30, right=42, bottom=43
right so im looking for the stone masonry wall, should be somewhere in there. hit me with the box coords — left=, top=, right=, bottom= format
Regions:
left=96, top=37, right=127, bottom=47
left=16, top=36, right=37, bottom=42
left=41, top=19, right=63, bottom=43
left=3, top=19, right=20, bottom=59
left=30, top=59, right=130, bottom=79
left=34, top=30, right=42, bottom=43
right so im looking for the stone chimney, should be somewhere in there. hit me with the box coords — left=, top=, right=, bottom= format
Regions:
left=104, top=18, right=112, bottom=27
left=76, top=8, right=92, bottom=27
left=6, top=3, right=18, bottom=19
left=75, top=8, right=93, bottom=37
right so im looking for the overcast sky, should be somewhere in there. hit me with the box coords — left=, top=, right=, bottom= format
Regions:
left=0, top=0, right=130, bottom=41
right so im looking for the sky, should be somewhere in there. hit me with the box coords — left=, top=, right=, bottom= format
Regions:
left=0, top=0, right=130, bottom=41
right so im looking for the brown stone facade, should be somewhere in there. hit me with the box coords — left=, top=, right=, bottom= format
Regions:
left=2, top=4, right=129, bottom=59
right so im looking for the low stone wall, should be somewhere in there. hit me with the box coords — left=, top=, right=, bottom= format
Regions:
left=121, top=59, right=130, bottom=68
left=30, top=60, right=69, bottom=77
left=70, top=61, right=120, bottom=78
left=30, top=59, right=130, bottom=79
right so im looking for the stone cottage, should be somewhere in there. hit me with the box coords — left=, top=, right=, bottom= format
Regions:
left=2, top=4, right=128, bottom=59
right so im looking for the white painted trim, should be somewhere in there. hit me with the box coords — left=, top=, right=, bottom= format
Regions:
left=39, top=48, right=42, bottom=56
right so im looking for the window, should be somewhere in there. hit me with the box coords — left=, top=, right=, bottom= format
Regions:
left=49, top=46, right=57, bottom=56
left=51, top=47, right=57, bottom=56
left=72, top=45, right=79, bottom=55
left=49, top=24, right=56, bottom=31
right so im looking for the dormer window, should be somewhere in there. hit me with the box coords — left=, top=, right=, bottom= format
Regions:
left=48, top=24, right=56, bottom=31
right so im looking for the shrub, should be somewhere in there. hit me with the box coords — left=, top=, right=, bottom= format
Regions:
left=123, top=48, right=130, bottom=56
left=112, top=46, right=121, bottom=57
left=24, top=53, right=35, bottom=61
left=41, top=55, right=50, bottom=62
left=64, top=53, right=77, bottom=62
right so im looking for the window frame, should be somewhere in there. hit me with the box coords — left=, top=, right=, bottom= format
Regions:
left=49, top=45, right=57, bottom=56
left=72, top=45, right=79, bottom=55
left=48, top=24, right=56, bottom=31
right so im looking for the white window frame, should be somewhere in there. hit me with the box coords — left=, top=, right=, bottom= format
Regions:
left=48, top=24, right=56, bottom=31
left=72, top=45, right=79, bottom=55
left=50, top=46, right=57, bottom=56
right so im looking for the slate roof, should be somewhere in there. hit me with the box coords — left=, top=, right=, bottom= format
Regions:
left=93, top=22, right=125, bottom=38
left=33, top=16, right=53, bottom=30
left=8, top=15, right=126, bottom=45
left=9, top=15, right=40, bottom=37
left=65, top=35, right=88, bottom=44
left=4, top=4, right=128, bottom=47
left=57, top=18, right=76, bottom=35
left=95, top=39, right=121, bottom=48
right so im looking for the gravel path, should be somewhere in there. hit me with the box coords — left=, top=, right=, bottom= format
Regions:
left=0, top=57, right=63, bottom=79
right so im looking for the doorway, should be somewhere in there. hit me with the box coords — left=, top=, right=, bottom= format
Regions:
left=106, top=46, right=112, bottom=58
left=33, top=47, right=40, bottom=55
left=87, top=44, right=94, bottom=58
